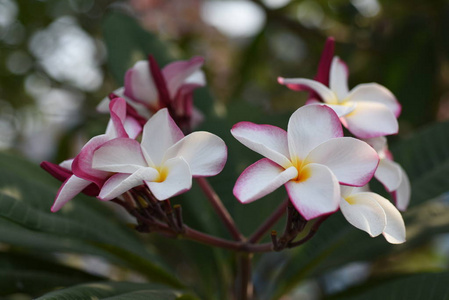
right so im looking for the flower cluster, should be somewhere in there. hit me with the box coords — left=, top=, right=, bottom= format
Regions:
left=42, top=40, right=409, bottom=246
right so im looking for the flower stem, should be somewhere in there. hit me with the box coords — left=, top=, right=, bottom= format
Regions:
left=236, top=252, right=253, bottom=300
left=196, top=177, right=245, bottom=241
left=248, top=198, right=288, bottom=243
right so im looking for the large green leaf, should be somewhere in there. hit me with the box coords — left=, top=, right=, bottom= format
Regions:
left=0, top=251, right=103, bottom=296
left=331, top=272, right=449, bottom=299
left=0, top=151, right=182, bottom=288
left=35, top=281, right=196, bottom=300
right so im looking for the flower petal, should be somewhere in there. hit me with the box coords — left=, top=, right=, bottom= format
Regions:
left=164, top=131, right=227, bottom=176
left=329, top=56, right=349, bottom=100
left=278, top=77, right=337, bottom=104
left=306, top=137, right=379, bottom=186
left=340, top=192, right=386, bottom=237
left=41, top=161, right=72, bottom=182
left=233, top=158, right=297, bottom=204
left=375, top=158, right=402, bottom=192
left=342, top=102, right=399, bottom=138
left=231, top=122, right=291, bottom=168
left=323, top=103, right=356, bottom=118
left=146, top=157, right=192, bottom=200
left=286, top=163, right=340, bottom=220
left=287, top=105, right=343, bottom=160
left=364, top=136, right=387, bottom=154
left=315, top=37, right=335, bottom=85
left=141, top=108, right=184, bottom=166
left=92, top=138, right=147, bottom=173
left=52, top=175, right=92, bottom=212
left=369, top=193, right=406, bottom=244
left=105, top=98, right=128, bottom=139
left=162, top=56, right=205, bottom=99
left=124, top=60, right=158, bottom=106
left=72, top=135, right=111, bottom=187
left=346, top=83, right=401, bottom=117
left=98, top=168, right=158, bottom=201
left=393, top=166, right=411, bottom=211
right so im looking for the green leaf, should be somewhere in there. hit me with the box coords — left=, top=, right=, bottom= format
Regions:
left=331, top=272, right=449, bottom=299
left=0, top=151, right=181, bottom=288
left=391, top=120, right=449, bottom=207
left=0, top=251, right=103, bottom=296
left=35, top=281, right=193, bottom=300
left=102, top=11, right=172, bottom=85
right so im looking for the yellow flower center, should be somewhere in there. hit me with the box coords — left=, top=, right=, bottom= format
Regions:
left=155, top=166, right=168, bottom=183
left=290, top=157, right=310, bottom=183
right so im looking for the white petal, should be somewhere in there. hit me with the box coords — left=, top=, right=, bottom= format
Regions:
left=342, top=102, right=398, bottom=138
left=146, top=157, right=192, bottom=200
left=340, top=185, right=354, bottom=198
left=124, top=60, right=158, bottom=105
left=279, top=77, right=338, bottom=104
left=287, top=105, right=343, bottom=160
left=99, top=168, right=158, bottom=201
left=164, top=131, right=227, bottom=177
left=286, top=163, right=340, bottom=220
left=324, top=103, right=356, bottom=117
left=340, top=192, right=386, bottom=237
left=369, top=193, right=406, bottom=244
left=330, top=56, right=349, bottom=100
left=96, top=87, right=127, bottom=113
left=306, top=137, right=379, bottom=186
left=59, top=159, right=74, bottom=171
left=375, top=158, right=402, bottom=192
left=124, top=116, right=142, bottom=139
left=364, top=136, right=387, bottom=154
left=52, top=175, right=91, bottom=212
left=92, top=138, right=147, bottom=173
left=233, top=158, right=297, bottom=204
left=346, top=83, right=401, bottom=117
left=231, top=122, right=291, bottom=168
left=394, top=166, right=411, bottom=211
left=141, top=108, right=184, bottom=166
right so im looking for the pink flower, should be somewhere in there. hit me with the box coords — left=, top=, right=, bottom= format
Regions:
left=279, top=43, right=401, bottom=139
left=231, top=105, right=379, bottom=220
left=42, top=97, right=142, bottom=212
left=91, top=108, right=227, bottom=201
left=340, top=186, right=406, bottom=244
left=98, top=56, right=206, bottom=131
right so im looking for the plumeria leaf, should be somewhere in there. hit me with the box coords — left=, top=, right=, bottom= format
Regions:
left=0, top=151, right=181, bottom=288
left=0, top=251, right=103, bottom=296
left=331, top=272, right=449, bottom=300
left=34, top=281, right=196, bottom=300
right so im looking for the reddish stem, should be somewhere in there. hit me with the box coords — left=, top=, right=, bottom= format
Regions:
left=248, top=199, right=288, bottom=243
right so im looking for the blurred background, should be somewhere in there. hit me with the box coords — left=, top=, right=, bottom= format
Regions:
left=2, top=0, right=448, bottom=162
left=2, top=0, right=449, bottom=299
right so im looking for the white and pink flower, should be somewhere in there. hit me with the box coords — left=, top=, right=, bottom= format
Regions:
left=279, top=57, right=401, bottom=139
left=42, top=97, right=142, bottom=212
left=98, top=56, right=206, bottom=130
left=340, top=186, right=406, bottom=244
left=231, top=105, right=379, bottom=220
left=90, top=108, right=227, bottom=201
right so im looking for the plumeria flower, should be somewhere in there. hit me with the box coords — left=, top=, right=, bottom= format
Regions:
left=231, top=105, right=379, bottom=220
left=90, top=108, right=227, bottom=201
left=42, top=97, right=142, bottom=212
left=365, top=137, right=411, bottom=211
left=279, top=57, right=401, bottom=139
left=97, top=56, right=206, bottom=131
left=340, top=185, right=406, bottom=244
